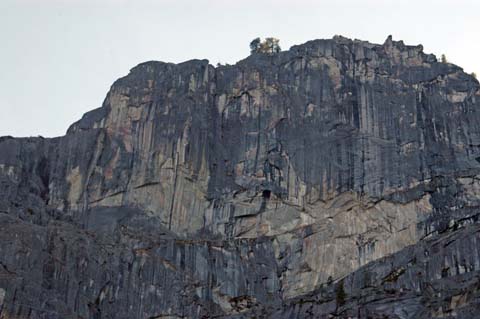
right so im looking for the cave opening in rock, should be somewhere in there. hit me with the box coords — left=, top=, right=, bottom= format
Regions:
left=262, top=190, right=271, bottom=199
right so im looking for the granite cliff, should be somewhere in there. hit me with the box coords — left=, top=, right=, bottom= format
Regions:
left=1, top=35, right=480, bottom=318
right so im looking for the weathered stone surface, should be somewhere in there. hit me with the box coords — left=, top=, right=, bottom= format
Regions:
left=1, top=35, right=480, bottom=318
left=271, top=221, right=480, bottom=318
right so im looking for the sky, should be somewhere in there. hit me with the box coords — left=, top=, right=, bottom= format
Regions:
left=1, top=0, right=479, bottom=137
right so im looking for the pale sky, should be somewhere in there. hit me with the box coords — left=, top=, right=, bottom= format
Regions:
left=1, top=0, right=479, bottom=137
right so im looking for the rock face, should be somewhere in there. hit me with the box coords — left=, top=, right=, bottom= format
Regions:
left=1, top=35, right=480, bottom=318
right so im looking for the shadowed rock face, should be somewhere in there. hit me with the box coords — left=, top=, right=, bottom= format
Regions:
left=1, top=35, right=480, bottom=318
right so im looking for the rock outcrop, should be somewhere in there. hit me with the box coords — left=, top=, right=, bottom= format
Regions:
left=1, top=35, right=480, bottom=318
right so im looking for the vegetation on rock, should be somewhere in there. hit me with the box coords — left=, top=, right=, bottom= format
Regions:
left=250, top=37, right=281, bottom=54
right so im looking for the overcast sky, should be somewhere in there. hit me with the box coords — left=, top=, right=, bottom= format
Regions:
left=1, top=0, right=479, bottom=137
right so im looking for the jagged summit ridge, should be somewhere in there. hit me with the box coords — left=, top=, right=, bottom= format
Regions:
left=71, top=34, right=477, bottom=133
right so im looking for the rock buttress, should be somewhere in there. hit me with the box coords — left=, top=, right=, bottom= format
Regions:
left=1, top=36, right=480, bottom=318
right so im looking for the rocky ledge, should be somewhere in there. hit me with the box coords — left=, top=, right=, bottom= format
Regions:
left=1, top=35, right=480, bottom=318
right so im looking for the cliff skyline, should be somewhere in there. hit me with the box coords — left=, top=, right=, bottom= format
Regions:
left=1, top=35, right=480, bottom=318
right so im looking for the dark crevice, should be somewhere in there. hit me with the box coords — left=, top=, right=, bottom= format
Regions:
left=262, top=189, right=271, bottom=199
